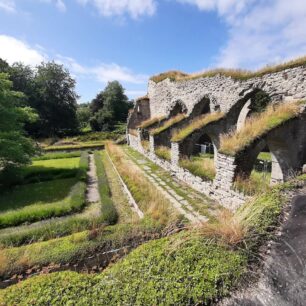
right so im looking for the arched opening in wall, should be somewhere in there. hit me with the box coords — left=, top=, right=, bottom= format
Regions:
left=236, top=89, right=271, bottom=130
left=234, top=142, right=272, bottom=196
left=169, top=100, right=187, bottom=117
left=190, top=97, right=211, bottom=118
left=140, top=129, right=150, bottom=152
left=179, top=133, right=216, bottom=181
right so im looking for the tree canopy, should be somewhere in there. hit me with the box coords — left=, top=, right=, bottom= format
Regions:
left=0, top=73, right=36, bottom=170
left=90, top=81, right=133, bottom=131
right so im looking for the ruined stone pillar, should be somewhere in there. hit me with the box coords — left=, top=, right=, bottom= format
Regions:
left=149, top=135, right=155, bottom=153
left=171, top=142, right=180, bottom=166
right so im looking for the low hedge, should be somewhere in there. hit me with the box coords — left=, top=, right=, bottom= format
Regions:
left=94, top=151, right=118, bottom=225
left=0, top=182, right=87, bottom=229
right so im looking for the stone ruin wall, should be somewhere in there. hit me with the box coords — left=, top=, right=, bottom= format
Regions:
left=128, top=65, right=306, bottom=210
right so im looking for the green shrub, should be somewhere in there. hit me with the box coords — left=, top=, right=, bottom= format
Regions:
left=0, top=233, right=247, bottom=305
left=94, top=151, right=118, bottom=225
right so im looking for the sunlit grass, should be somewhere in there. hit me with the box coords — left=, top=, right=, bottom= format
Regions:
left=155, top=146, right=171, bottom=161
left=138, top=116, right=166, bottom=129
left=171, top=112, right=224, bottom=142
left=150, top=113, right=186, bottom=135
left=220, top=101, right=303, bottom=156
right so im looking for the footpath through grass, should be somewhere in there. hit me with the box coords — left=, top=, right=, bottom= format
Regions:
left=0, top=158, right=302, bottom=305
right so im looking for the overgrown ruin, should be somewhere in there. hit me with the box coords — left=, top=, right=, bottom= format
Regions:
left=127, top=63, right=306, bottom=209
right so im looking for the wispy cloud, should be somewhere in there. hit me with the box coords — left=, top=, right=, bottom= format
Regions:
left=77, top=0, right=156, bottom=19
left=56, top=55, right=148, bottom=84
left=177, top=0, right=306, bottom=69
left=0, top=0, right=16, bottom=13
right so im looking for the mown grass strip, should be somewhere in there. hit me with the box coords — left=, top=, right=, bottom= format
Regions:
left=44, top=143, right=104, bottom=152
left=94, top=151, right=118, bottom=225
left=171, top=112, right=224, bottom=142
left=151, top=55, right=306, bottom=83
left=220, top=101, right=303, bottom=156
left=32, top=151, right=81, bottom=161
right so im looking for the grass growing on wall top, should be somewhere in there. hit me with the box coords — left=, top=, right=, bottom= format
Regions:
left=150, top=55, right=306, bottom=83
left=150, top=113, right=186, bottom=135
left=171, top=112, right=224, bottom=142
left=138, top=116, right=166, bottom=129
left=220, top=101, right=303, bottom=156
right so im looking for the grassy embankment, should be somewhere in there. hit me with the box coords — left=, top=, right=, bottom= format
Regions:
left=1, top=175, right=299, bottom=305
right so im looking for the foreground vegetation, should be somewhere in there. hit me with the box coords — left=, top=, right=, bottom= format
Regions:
left=154, top=146, right=172, bottom=161
left=0, top=175, right=297, bottom=305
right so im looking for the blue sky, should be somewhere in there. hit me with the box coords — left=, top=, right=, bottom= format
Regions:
left=0, top=0, right=306, bottom=103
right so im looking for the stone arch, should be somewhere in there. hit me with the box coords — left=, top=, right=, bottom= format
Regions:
left=168, top=100, right=187, bottom=117
left=228, top=89, right=271, bottom=130
left=233, top=114, right=306, bottom=186
left=189, top=95, right=211, bottom=117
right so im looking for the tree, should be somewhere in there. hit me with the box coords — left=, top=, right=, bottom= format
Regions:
left=90, top=81, right=133, bottom=131
left=0, top=73, right=37, bottom=186
left=0, top=59, right=10, bottom=73
left=30, top=62, right=79, bottom=137
left=77, top=103, right=91, bottom=129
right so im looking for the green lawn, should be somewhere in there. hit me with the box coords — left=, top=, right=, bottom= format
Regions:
left=0, top=178, right=77, bottom=213
left=22, top=157, right=80, bottom=183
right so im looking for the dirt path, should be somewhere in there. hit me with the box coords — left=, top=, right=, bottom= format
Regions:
left=86, top=153, right=100, bottom=203
left=220, top=193, right=306, bottom=306
left=124, top=147, right=219, bottom=223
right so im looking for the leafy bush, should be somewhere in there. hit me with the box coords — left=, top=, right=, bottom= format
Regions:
left=94, top=151, right=118, bottom=225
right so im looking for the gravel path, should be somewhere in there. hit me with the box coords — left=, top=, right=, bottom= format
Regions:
left=86, top=153, right=100, bottom=203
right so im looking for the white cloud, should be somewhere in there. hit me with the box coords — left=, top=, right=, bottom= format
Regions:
left=0, top=35, right=46, bottom=66
left=0, top=0, right=16, bottom=13
left=178, top=0, right=306, bottom=69
left=57, top=55, right=148, bottom=84
left=77, top=0, right=156, bottom=19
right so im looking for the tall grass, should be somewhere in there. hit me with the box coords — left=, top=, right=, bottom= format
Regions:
left=179, top=155, right=216, bottom=181
left=141, top=140, right=150, bottom=152
left=151, top=55, right=306, bottom=83
left=94, top=151, right=118, bottom=225
left=171, top=112, right=224, bottom=142
left=150, top=113, right=186, bottom=135
left=220, top=101, right=303, bottom=156
left=106, top=143, right=178, bottom=224
left=138, top=116, right=166, bottom=129
left=155, top=146, right=171, bottom=161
